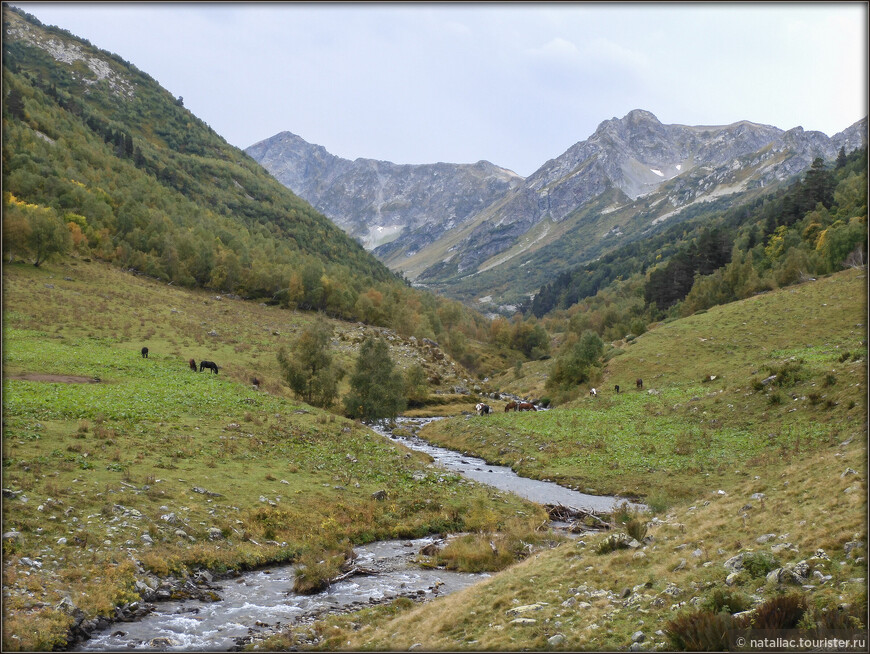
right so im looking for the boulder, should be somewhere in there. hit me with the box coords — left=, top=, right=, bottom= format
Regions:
left=548, top=634, right=566, bottom=647
left=371, top=490, right=388, bottom=501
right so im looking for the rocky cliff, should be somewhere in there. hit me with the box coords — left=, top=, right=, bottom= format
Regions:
left=245, top=132, right=523, bottom=261
left=248, top=111, right=866, bottom=309
left=416, top=109, right=867, bottom=278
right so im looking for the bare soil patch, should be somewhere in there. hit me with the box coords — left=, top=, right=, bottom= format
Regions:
left=5, top=373, right=101, bottom=383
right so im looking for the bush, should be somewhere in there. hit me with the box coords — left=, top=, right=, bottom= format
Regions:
left=741, top=593, right=806, bottom=630
left=742, top=551, right=780, bottom=578
left=701, top=587, right=752, bottom=615
left=665, top=609, right=734, bottom=651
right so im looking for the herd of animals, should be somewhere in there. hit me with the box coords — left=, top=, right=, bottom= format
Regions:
left=141, top=345, right=261, bottom=386
left=475, top=378, right=643, bottom=416
left=142, top=345, right=641, bottom=413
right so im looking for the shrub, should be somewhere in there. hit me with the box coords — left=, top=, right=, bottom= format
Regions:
left=766, top=360, right=804, bottom=387
left=739, top=593, right=806, bottom=630
left=292, top=548, right=348, bottom=595
left=665, top=609, right=734, bottom=651
left=701, top=587, right=752, bottom=615
left=625, top=517, right=648, bottom=542
left=595, top=533, right=632, bottom=555
left=742, top=551, right=780, bottom=578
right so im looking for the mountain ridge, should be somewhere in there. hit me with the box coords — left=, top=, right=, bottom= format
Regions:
left=248, top=109, right=866, bottom=310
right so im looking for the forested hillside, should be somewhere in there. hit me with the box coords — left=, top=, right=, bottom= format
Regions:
left=1, top=6, right=537, bottom=375
left=528, top=149, right=867, bottom=323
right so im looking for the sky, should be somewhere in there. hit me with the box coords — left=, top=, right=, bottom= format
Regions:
left=10, top=2, right=869, bottom=177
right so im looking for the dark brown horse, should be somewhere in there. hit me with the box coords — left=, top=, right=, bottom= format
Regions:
left=504, top=401, right=518, bottom=412
left=189, top=358, right=197, bottom=371
left=141, top=347, right=149, bottom=358
left=517, top=402, right=537, bottom=412
left=200, top=360, right=219, bottom=374
left=636, top=378, right=643, bottom=390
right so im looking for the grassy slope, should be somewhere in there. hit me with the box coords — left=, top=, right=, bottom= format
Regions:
left=422, top=270, right=867, bottom=502
left=1, top=261, right=544, bottom=651
left=273, top=270, right=867, bottom=651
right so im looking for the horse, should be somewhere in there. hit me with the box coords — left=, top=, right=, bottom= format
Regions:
left=614, top=384, right=620, bottom=394
left=252, top=377, right=261, bottom=389
left=590, top=388, right=597, bottom=397
left=636, top=378, right=643, bottom=390
left=200, top=360, right=219, bottom=374
left=517, top=402, right=537, bottom=412
left=504, top=401, right=518, bottom=412
left=475, top=403, right=492, bottom=416
left=141, top=347, right=149, bottom=358
left=189, top=359, right=197, bottom=371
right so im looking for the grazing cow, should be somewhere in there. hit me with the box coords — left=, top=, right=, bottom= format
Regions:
left=636, top=378, right=643, bottom=390
left=251, top=377, right=261, bottom=389
left=476, top=403, right=492, bottom=416
left=504, top=400, right=518, bottom=412
left=199, top=360, right=219, bottom=374
left=517, top=402, right=537, bottom=412
left=614, top=384, right=620, bottom=394
left=141, top=347, right=149, bottom=358
left=189, top=359, right=197, bottom=372
left=590, top=388, right=597, bottom=397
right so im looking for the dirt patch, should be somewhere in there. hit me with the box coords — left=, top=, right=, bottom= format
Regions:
left=5, top=374, right=101, bottom=384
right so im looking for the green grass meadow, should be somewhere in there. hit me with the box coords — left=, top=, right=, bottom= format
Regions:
left=1, top=261, right=543, bottom=651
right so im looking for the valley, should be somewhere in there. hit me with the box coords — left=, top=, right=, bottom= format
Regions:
left=2, top=261, right=866, bottom=651
left=2, top=6, right=867, bottom=651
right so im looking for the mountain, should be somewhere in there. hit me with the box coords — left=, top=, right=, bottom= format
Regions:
left=250, top=109, right=866, bottom=311
left=245, top=132, right=523, bottom=259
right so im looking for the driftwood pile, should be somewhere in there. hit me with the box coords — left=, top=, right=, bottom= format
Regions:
left=546, top=504, right=612, bottom=533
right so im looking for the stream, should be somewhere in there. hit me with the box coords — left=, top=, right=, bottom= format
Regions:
left=75, top=416, right=634, bottom=651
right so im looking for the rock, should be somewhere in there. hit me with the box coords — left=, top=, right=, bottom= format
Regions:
left=2, top=488, right=20, bottom=499
left=724, top=552, right=750, bottom=572
left=751, top=492, right=766, bottom=500
left=632, top=631, right=646, bottom=643
left=673, top=558, right=686, bottom=572
left=725, top=572, right=741, bottom=586
left=756, top=534, right=777, bottom=544
left=409, top=644, right=422, bottom=651
left=208, top=528, right=224, bottom=541
left=692, top=548, right=703, bottom=558
left=371, top=490, right=388, bottom=501
left=771, top=542, right=797, bottom=554
left=57, top=537, right=67, bottom=545
left=767, top=560, right=811, bottom=585
left=548, top=634, right=566, bottom=647
left=506, top=602, right=548, bottom=616
left=149, top=638, right=177, bottom=647
left=2, top=530, right=23, bottom=544
left=161, top=513, right=178, bottom=524
left=141, top=534, right=153, bottom=545
left=844, top=541, right=864, bottom=559
left=842, top=468, right=858, bottom=477
left=419, top=543, right=441, bottom=556
left=509, top=618, right=537, bottom=625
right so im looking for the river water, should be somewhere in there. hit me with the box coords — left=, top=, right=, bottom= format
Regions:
left=76, top=416, right=633, bottom=651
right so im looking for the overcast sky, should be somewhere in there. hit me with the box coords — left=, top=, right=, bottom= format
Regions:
left=11, top=2, right=869, bottom=177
